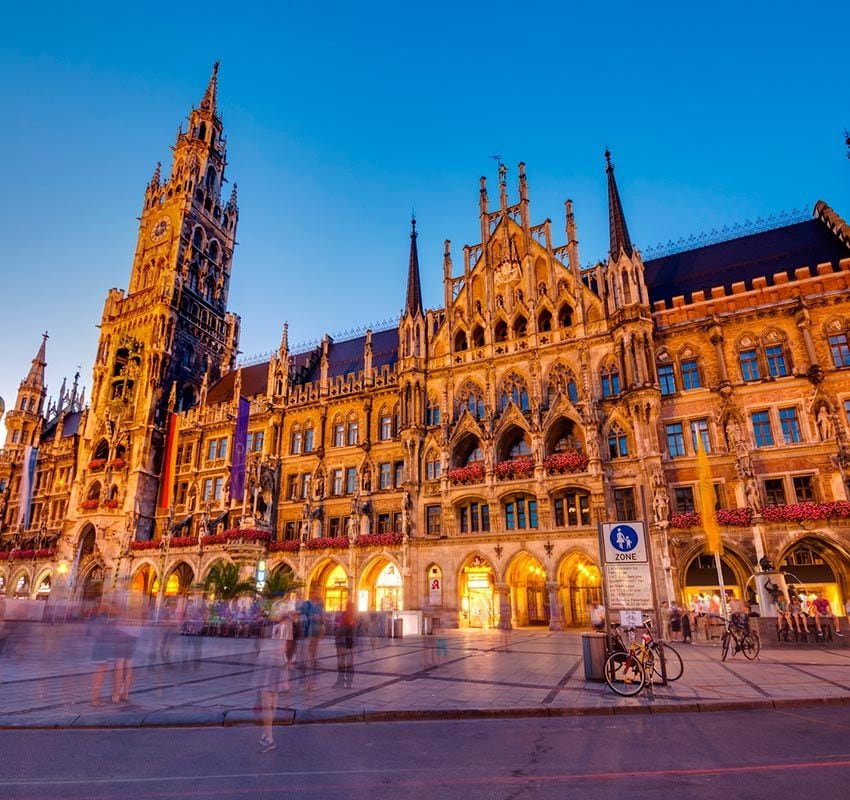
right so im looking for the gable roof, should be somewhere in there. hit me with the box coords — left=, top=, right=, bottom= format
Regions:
left=39, top=409, right=83, bottom=442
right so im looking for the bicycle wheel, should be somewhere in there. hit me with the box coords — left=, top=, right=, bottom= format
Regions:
left=604, top=652, right=645, bottom=697
left=721, top=631, right=731, bottom=662
left=653, top=643, right=684, bottom=681
left=742, top=632, right=760, bottom=660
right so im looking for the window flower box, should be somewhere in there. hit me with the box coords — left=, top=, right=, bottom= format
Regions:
left=103, top=498, right=120, bottom=510
left=269, top=540, right=301, bottom=553
left=495, top=457, right=535, bottom=480
left=543, top=451, right=589, bottom=475
left=169, top=536, right=196, bottom=548
left=110, top=458, right=127, bottom=470
left=88, top=459, right=107, bottom=472
left=670, top=511, right=701, bottom=529
left=716, top=507, right=753, bottom=527
left=10, top=550, right=36, bottom=560
left=447, top=463, right=485, bottom=485
left=35, top=548, right=56, bottom=559
left=220, top=528, right=272, bottom=544
left=80, top=499, right=100, bottom=511
left=761, top=501, right=850, bottom=523
left=130, top=540, right=159, bottom=551
left=201, top=533, right=226, bottom=546
left=305, top=536, right=350, bottom=550
left=355, top=532, right=404, bottom=547
left=0, top=552, right=10, bottom=560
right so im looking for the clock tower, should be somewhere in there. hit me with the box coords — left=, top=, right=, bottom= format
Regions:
left=78, top=63, right=241, bottom=541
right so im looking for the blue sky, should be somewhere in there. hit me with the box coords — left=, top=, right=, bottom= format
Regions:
left=1, top=1, right=848, bottom=418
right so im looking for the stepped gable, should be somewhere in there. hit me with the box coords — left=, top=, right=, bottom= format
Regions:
left=206, top=327, right=399, bottom=403
left=644, top=216, right=850, bottom=306
left=39, top=410, right=82, bottom=442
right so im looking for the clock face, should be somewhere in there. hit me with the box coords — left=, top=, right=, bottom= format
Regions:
left=151, top=217, right=170, bottom=242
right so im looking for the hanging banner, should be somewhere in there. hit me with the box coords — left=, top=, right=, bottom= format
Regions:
left=229, top=396, right=250, bottom=503
left=158, top=413, right=180, bottom=509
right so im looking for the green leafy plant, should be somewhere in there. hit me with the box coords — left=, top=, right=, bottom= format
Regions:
left=203, top=561, right=256, bottom=600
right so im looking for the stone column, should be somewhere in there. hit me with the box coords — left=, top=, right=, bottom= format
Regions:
left=710, top=326, right=727, bottom=382
left=546, top=581, right=564, bottom=630
left=495, top=582, right=512, bottom=629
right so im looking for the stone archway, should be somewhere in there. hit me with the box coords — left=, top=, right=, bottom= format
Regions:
left=680, top=547, right=751, bottom=610
left=12, top=570, right=31, bottom=599
left=33, top=570, right=52, bottom=600
left=308, top=559, right=349, bottom=613
left=359, top=556, right=403, bottom=613
left=779, top=536, right=850, bottom=616
left=557, top=551, right=602, bottom=627
left=80, top=563, right=104, bottom=607
left=505, top=551, right=549, bottom=627
left=458, top=553, right=496, bottom=629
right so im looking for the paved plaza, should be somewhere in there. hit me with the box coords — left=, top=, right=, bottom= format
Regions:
left=2, top=622, right=849, bottom=729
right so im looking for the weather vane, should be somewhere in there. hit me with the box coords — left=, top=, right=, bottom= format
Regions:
left=490, top=153, right=507, bottom=185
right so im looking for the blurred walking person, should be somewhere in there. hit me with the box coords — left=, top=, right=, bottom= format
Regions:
left=333, top=602, right=356, bottom=688
left=254, top=613, right=289, bottom=753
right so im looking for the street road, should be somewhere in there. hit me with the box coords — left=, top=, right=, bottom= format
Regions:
left=3, top=706, right=850, bottom=800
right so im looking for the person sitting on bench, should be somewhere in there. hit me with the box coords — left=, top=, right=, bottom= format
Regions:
left=774, top=592, right=793, bottom=635
left=789, top=594, right=809, bottom=635
left=812, top=593, right=843, bottom=638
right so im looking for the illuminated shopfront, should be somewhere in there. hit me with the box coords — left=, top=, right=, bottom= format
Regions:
left=460, top=555, right=495, bottom=628
left=558, top=553, right=602, bottom=626
left=314, top=562, right=349, bottom=613
left=682, top=553, right=740, bottom=608
left=35, top=572, right=51, bottom=599
left=781, top=539, right=847, bottom=614
left=507, top=553, right=549, bottom=626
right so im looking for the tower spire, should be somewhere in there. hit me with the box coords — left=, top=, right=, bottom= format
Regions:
left=605, top=149, right=633, bottom=259
left=23, top=332, right=48, bottom=390
left=405, top=213, right=423, bottom=316
left=201, top=60, right=220, bottom=114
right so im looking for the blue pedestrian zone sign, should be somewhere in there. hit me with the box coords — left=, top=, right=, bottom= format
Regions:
left=601, top=521, right=648, bottom=563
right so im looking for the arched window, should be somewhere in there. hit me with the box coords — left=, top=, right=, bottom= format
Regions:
left=607, top=424, right=629, bottom=458
left=494, top=320, right=508, bottom=342
left=454, top=330, right=468, bottom=352
left=205, top=166, right=216, bottom=189
left=425, top=449, right=442, bottom=481
left=198, top=122, right=207, bottom=141
left=513, top=315, right=527, bottom=338
left=192, top=227, right=204, bottom=253
left=538, top=309, right=553, bottom=332
left=290, top=424, right=303, bottom=455
left=499, top=425, right=532, bottom=460
left=93, top=439, right=109, bottom=461
left=346, top=413, right=359, bottom=446
left=553, top=489, right=591, bottom=527
left=208, top=240, right=219, bottom=265
left=558, top=304, right=573, bottom=328
left=503, top=494, right=538, bottom=530
left=737, top=334, right=761, bottom=382
left=601, top=364, right=620, bottom=398
left=332, top=415, right=345, bottom=447
left=546, top=417, right=583, bottom=456
left=456, top=382, right=485, bottom=419
left=378, top=406, right=394, bottom=440
left=547, top=363, right=579, bottom=405
left=471, top=325, right=485, bottom=348
left=453, top=434, right=484, bottom=467
left=499, top=373, right=530, bottom=412
left=303, top=421, right=315, bottom=453
left=425, top=397, right=441, bottom=427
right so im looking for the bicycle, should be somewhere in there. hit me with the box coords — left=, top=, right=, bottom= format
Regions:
left=604, top=624, right=655, bottom=697
left=720, top=616, right=760, bottom=661
left=608, top=618, right=684, bottom=682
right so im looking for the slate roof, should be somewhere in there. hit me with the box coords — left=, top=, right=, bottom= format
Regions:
left=644, top=216, right=850, bottom=307
left=39, top=409, right=82, bottom=442
left=207, top=327, right=399, bottom=403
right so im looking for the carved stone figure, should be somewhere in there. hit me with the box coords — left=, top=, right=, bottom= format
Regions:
left=817, top=405, right=834, bottom=441
left=361, top=463, right=372, bottom=493
left=744, top=476, right=762, bottom=513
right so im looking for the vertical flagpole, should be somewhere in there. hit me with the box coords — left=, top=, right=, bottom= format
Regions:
left=696, top=433, right=729, bottom=621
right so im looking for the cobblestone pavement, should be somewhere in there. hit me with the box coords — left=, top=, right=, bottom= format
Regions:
left=1, top=621, right=849, bottom=728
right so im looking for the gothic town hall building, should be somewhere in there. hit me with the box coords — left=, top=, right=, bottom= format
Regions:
left=3, top=65, right=850, bottom=630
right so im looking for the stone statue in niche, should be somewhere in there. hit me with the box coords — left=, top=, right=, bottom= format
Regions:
left=817, top=405, right=834, bottom=441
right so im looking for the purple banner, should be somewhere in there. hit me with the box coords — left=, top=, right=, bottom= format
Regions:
left=229, top=396, right=250, bottom=503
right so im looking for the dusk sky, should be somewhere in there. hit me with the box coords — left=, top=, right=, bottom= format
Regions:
left=1, top=2, right=848, bottom=421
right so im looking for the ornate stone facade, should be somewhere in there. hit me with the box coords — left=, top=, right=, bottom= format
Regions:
left=3, top=67, right=850, bottom=629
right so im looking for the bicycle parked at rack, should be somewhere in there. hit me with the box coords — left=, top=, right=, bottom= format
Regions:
left=604, top=623, right=653, bottom=697
left=720, top=615, right=760, bottom=661
left=607, top=618, right=684, bottom=683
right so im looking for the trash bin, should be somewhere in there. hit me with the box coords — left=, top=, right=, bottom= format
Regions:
left=422, top=615, right=433, bottom=635
left=581, top=632, right=607, bottom=681
left=391, top=618, right=404, bottom=639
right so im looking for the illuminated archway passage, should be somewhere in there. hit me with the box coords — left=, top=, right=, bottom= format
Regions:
left=359, top=558, right=403, bottom=612
left=460, top=555, right=495, bottom=629
left=683, top=552, right=741, bottom=611
left=507, top=553, right=549, bottom=626
left=781, top=538, right=848, bottom=614
left=311, top=562, right=349, bottom=613
left=558, top=554, right=601, bottom=626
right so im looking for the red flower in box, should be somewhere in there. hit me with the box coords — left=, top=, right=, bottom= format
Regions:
left=447, top=463, right=485, bottom=485
left=87, top=459, right=107, bottom=472
left=130, top=540, right=159, bottom=551
left=543, top=451, right=589, bottom=474
left=760, top=501, right=850, bottom=523
left=356, top=533, right=404, bottom=547
left=109, top=458, right=127, bottom=470
left=35, top=549, right=56, bottom=559
left=495, top=457, right=535, bottom=480
left=103, top=498, right=119, bottom=510
left=80, top=499, right=100, bottom=510
left=169, top=536, right=196, bottom=548
left=716, top=507, right=753, bottom=526
left=305, top=536, right=350, bottom=550
left=221, top=528, right=272, bottom=544
left=0, top=552, right=10, bottom=560
left=11, top=550, right=35, bottom=560
left=201, top=533, right=226, bottom=546
left=670, top=511, right=701, bottom=529
left=269, top=540, right=301, bottom=552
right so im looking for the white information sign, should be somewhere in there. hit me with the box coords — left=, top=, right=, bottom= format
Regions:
left=605, top=563, right=654, bottom=609
left=619, top=610, right=643, bottom=627
left=601, top=522, right=648, bottom=564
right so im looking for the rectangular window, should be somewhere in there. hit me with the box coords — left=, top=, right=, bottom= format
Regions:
left=751, top=411, right=774, bottom=447
left=666, top=423, right=685, bottom=457
left=658, top=363, right=676, bottom=395
left=739, top=349, right=760, bottom=381
left=286, top=474, right=298, bottom=500
left=504, top=502, right=515, bottom=530
left=778, top=407, right=802, bottom=444
left=554, top=494, right=591, bottom=527
left=347, top=422, right=359, bottom=446
left=291, top=430, right=302, bottom=455
left=207, top=439, right=217, bottom=461
left=713, top=483, right=724, bottom=510
left=426, top=459, right=441, bottom=480
left=183, top=444, right=193, bottom=465
left=681, top=359, right=701, bottom=390
left=303, top=428, right=314, bottom=453
left=213, top=476, right=224, bottom=501
left=763, top=478, right=785, bottom=506
left=377, top=513, right=391, bottom=534
left=332, top=469, right=343, bottom=496
left=345, top=467, right=357, bottom=494
left=426, top=505, right=441, bottom=536
left=394, top=461, right=404, bottom=487
left=608, top=431, right=628, bottom=459
left=247, top=431, right=264, bottom=452
left=614, top=488, right=636, bottom=521
left=765, top=345, right=788, bottom=377
left=793, top=475, right=815, bottom=502
left=203, top=478, right=213, bottom=501
left=284, top=521, right=297, bottom=540
left=176, top=482, right=188, bottom=506
left=690, top=419, right=711, bottom=453
left=829, top=333, right=850, bottom=367
left=328, top=517, right=341, bottom=537
left=481, top=503, right=490, bottom=532
left=392, top=512, right=402, bottom=532
left=333, top=423, right=345, bottom=447
left=673, top=486, right=695, bottom=513
left=379, top=462, right=392, bottom=490
left=426, top=405, right=440, bottom=426
left=379, top=415, right=393, bottom=440
left=217, top=438, right=227, bottom=460
left=300, top=473, right=311, bottom=499
left=504, top=498, right=536, bottom=530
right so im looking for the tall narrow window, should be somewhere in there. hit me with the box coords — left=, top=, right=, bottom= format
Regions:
left=763, top=478, right=785, bottom=506
left=792, top=475, right=815, bottom=502
left=303, top=425, right=314, bottom=453
left=345, top=467, right=357, bottom=494
left=751, top=411, right=774, bottom=447
left=690, top=419, right=711, bottom=453
left=613, top=488, right=636, bottom=521
left=666, top=423, right=685, bottom=457
left=290, top=427, right=302, bottom=455
left=333, top=422, right=345, bottom=447
left=680, top=359, right=701, bottom=390
left=765, top=345, right=788, bottom=377
left=601, top=366, right=620, bottom=398
left=347, top=417, right=359, bottom=446
left=829, top=333, right=850, bottom=367
left=658, top=363, right=676, bottom=395
left=739, top=349, right=760, bottom=381
left=778, top=407, right=801, bottom=444
left=608, top=426, right=629, bottom=458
